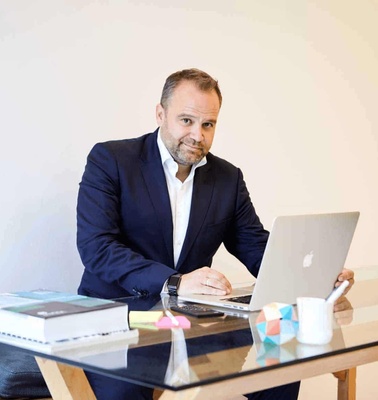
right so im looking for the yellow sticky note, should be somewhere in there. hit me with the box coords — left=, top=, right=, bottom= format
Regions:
left=129, top=311, right=163, bottom=324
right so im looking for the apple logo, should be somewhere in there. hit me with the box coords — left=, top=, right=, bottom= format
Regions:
left=303, top=250, right=314, bottom=268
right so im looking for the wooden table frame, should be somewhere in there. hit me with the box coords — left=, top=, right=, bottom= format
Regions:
left=35, top=344, right=378, bottom=400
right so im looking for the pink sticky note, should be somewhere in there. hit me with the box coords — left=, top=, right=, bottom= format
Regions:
left=155, top=316, right=191, bottom=329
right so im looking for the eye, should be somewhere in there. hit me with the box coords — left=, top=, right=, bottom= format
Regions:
left=182, top=118, right=192, bottom=125
left=203, top=122, right=214, bottom=129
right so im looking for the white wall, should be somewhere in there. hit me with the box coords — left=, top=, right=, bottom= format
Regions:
left=1, top=2, right=378, bottom=398
left=0, top=1, right=377, bottom=291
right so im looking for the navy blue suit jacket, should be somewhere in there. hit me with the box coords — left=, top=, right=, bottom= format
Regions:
left=77, top=130, right=269, bottom=299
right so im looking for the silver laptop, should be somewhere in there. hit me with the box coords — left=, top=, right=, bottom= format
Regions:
left=178, top=211, right=360, bottom=312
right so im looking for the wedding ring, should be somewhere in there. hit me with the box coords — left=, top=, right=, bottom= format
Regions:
left=206, top=278, right=210, bottom=286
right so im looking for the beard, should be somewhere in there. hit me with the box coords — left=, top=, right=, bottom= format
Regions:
left=168, top=137, right=208, bottom=166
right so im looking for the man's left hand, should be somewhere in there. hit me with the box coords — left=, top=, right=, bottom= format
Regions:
left=333, top=268, right=354, bottom=311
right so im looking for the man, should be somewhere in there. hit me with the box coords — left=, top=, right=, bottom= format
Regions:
left=77, top=68, right=354, bottom=399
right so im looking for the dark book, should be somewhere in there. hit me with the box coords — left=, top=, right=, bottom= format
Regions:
left=0, top=290, right=131, bottom=343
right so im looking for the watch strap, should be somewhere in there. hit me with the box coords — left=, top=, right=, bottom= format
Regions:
left=167, top=273, right=182, bottom=296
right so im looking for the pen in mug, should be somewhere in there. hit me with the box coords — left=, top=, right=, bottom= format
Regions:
left=326, top=280, right=349, bottom=303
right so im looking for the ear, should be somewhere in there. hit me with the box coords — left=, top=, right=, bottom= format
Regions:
left=155, top=103, right=165, bottom=126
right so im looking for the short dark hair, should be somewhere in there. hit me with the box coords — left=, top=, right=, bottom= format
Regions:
left=160, top=68, right=222, bottom=109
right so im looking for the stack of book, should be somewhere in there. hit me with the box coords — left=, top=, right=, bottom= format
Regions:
left=0, top=289, right=138, bottom=353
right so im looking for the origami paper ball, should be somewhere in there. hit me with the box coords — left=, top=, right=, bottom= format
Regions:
left=256, top=302, right=298, bottom=345
left=255, top=342, right=296, bottom=367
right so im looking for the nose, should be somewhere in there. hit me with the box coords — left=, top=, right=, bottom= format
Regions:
left=190, top=124, right=204, bottom=142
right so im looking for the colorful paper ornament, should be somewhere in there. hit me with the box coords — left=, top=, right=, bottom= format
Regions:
left=255, top=342, right=297, bottom=366
left=256, top=302, right=298, bottom=345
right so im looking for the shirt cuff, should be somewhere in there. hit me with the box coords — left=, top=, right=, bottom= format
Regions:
left=161, top=279, right=169, bottom=294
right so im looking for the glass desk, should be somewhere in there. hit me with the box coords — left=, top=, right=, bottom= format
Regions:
left=2, top=266, right=378, bottom=400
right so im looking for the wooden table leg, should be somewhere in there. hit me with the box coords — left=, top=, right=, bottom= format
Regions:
left=333, top=368, right=357, bottom=400
left=35, top=357, right=96, bottom=400
left=157, top=387, right=201, bottom=400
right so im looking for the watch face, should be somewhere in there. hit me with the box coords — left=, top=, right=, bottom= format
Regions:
left=168, top=274, right=182, bottom=295
left=168, top=276, right=181, bottom=287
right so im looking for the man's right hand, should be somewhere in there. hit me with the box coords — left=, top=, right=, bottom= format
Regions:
left=178, top=267, right=232, bottom=296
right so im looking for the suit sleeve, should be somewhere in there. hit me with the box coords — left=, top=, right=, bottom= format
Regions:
left=223, top=169, right=269, bottom=277
left=76, top=143, right=175, bottom=295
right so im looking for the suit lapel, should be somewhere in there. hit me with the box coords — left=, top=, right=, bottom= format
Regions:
left=176, top=162, right=214, bottom=269
left=139, top=132, right=174, bottom=267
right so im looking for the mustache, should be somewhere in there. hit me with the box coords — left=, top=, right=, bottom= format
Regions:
left=181, top=138, right=204, bottom=149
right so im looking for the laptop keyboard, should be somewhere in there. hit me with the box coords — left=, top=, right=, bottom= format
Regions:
left=223, top=295, right=252, bottom=304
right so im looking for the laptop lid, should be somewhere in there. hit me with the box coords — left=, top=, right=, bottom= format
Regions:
left=178, top=211, right=360, bottom=311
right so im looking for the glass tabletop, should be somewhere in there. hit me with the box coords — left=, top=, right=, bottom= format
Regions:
left=2, top=266, right=378, bottom=392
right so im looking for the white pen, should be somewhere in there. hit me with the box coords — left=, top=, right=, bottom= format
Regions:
left=165, top=309, right=180, bottom=326
left=326, top=280, right=350, bottom=303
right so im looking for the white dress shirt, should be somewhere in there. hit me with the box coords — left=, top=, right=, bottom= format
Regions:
left=157, top=130, right=207, bottom=267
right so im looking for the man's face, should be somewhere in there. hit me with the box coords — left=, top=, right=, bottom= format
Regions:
left=156, top=81, right=220, bottom=166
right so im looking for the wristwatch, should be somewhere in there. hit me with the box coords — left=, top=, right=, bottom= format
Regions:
left=167, top=273, right=182, bottom=296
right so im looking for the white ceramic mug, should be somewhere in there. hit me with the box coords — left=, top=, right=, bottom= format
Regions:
left=296, top=297, right=333, bottom=345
